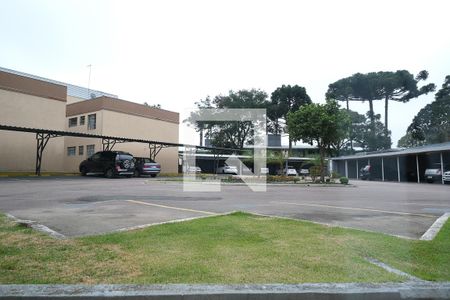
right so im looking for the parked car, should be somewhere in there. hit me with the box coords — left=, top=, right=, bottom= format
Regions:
left=283, top=166, right=298, bottom=176
left=425, top=163, right=447, bottom=183
left=183, top=165, right=202, bottom=173
left=443, top=170, right=450, bottom=184
left=260, top=167, right=269, bottom=175
left=299, top=169, right=309, bottom=176
left=79, top=151, right=135, bottom=178
left=133, top=157, right=161, bottom=177
left=359, top=165, right=371, bottom=180
left=217, top=165, right=238, bottom=175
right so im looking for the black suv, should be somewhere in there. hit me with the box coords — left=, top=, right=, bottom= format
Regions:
left=79, top=151, right=135, bottom=178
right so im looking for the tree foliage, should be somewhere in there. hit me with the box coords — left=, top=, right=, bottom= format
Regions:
left=287, top=100, right=350, bottom=182
left=185, top=89, right=270, bottom=149
left=403, top=75, right=450, bottom=146
left=326, top=70, right=435, bottom=147
left=269, top=85, right=311, bottom=144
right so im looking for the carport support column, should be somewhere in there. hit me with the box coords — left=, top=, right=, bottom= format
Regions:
left=397, top=156, right=401, bottom=182
left=356, top=160, right=359, bottom=179
left=441, top=152, right=444, bottom=184
left=381, top=157, right=385, bottom=181
left=345, top=160, right=348, bottom=178
left=416, top=155, right=420, bottom=183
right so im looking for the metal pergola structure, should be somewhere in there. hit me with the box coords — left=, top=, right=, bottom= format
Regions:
left=0, top=124, right=243, bottom=176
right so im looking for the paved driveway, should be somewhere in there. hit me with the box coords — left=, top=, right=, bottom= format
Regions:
left=0, top=177, right=448, bottom=238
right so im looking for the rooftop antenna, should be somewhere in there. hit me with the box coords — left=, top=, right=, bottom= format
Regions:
left=87, top=64, right=92, bottom=99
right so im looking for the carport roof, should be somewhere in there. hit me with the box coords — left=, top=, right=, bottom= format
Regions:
left=331, top=142, right=450, bottom=161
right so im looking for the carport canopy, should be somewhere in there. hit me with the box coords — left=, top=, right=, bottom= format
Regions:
left=0, top=124, right=244, bottom=175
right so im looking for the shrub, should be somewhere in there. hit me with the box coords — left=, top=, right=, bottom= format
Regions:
left=339, top=177, right=349, bottom=185
left=331, top=171, right=341, bottom=179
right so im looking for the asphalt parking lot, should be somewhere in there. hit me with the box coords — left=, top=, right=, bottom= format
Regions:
left=0, top=176, right=448, bottom=238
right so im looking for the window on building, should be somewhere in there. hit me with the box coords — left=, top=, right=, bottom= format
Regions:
left=87, top=114, right=96, bottom=130
left=78, top=145, right=84, bottom=156
left=67, top=147, right=76, bottom=156
left=68, top=117, right=77, bottom=127
left=80, top=116, right=85, bottom=126
left=86, top=144, right=95, bottom=157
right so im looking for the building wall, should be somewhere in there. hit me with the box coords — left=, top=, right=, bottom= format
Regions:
left=101, top=110, right=179, bottom=173
left=63, top=108, right=179, bottom=173
left=67, top=95, right=86, bottom=105
left=63, top=111, right=104, bottom=172
left=0, top=89, right=66, bottom=172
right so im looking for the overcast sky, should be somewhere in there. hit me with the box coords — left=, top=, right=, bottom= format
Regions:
left=1, top=0, right=449, bottom=146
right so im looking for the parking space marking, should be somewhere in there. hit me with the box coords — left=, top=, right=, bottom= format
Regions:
left=273, top=201, right=436, bottom=218
left=126, top=200, right=217, bottom=215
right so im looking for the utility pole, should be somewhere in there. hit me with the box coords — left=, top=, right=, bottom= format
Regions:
left=87, top=64, right=92, bottom=98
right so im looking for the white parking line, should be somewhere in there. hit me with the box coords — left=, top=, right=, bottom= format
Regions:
left=273, top=201, right=436, bottom=218
left=126, top=200, right=217, bottom=215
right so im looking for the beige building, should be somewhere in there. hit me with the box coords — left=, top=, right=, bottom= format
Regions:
left=0, top=71, right=67, bottom=172
left=64, top=97, right=179, bottom=173
left=0, top=69, right=180, bottom=173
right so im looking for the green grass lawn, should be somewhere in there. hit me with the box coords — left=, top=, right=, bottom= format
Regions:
left=0, top=212, right=448, bottom=284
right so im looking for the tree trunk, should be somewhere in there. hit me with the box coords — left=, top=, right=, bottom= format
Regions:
left=199, top=128, right=203, bottom=146
left=384, top=96, right=389, bottom=134
left=288, top=137, right=292, bottom=156
left=346, top=99, right=349, bottom=111
left=319, top=146, right=325, bottom=183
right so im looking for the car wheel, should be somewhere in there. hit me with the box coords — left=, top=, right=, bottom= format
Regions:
left=80, top=167, right=87, bottom=176
left=105, top=168, right=114, bottom=179
left=134, top=170, right=141, bottom=177
left=150, top=174, right=157, bottom=178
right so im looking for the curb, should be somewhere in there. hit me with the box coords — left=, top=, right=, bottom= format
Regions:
left=1, top=282, right=449, bottom=299
left=420, top=212, right=450, bottom=241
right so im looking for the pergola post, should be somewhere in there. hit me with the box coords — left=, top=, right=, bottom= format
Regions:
left=397, top=156, right=401, bottom=182
left=35, top=133, right=59, bottom=176
left=381, top=157, right=385, bottom=181
left=440, top=152, right=444, bottom=185
left=416, top=155, right=420, bottom=183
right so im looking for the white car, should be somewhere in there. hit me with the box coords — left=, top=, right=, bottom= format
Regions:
left=183, top=166, right=202, bottom=173
left=299, top=168, right=309, bottom=176
left=260, top=167, right=269, bottom=175
left=283, top=167, right=298, bottom=176
left=443, top=170, right=450, bottom=184
left=217, top=165, right=238, bottom=175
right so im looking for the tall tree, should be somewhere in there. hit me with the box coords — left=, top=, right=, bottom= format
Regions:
left=404, top=75, right=450, bottom=145
left=326, top=70, right=435, bottom=147
left=376, top=70, right=435, bottom=134
left=287, top=100, right=350, bottom=182
left=185, top=89, right=271, bottom=149
left=270, top=85, right=311, bottom=153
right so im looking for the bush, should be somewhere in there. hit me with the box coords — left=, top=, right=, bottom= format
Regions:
left=339, top=177, right=349, bottom=185
left=331, top=171, right=341, bottom=179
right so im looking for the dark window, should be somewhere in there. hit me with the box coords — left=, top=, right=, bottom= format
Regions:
left=68, top=117, right=77, bottom=127
left=90, top=152, right=101, bottom=161
left=78, top=146, right=84, bottom=156
left=87, top=145, right=95, bottom=157
left=80, top=116, right=85, bottom=126
left=87, top=114, right=96, bottom=130
left=67, top=147, right=76, bottom=156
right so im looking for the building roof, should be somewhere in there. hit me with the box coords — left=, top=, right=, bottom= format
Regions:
left=0, top=70, right=67, bottom=102
left=66, top=96, right=179, bottom=124
left=331, top=142, right=450, bottom=160
left=0, top=66, right=117, bottom=100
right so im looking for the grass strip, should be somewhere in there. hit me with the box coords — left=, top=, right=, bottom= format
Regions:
left=0, top=212, right=448, bottom=284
